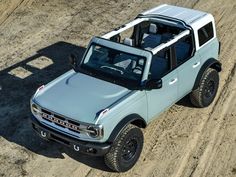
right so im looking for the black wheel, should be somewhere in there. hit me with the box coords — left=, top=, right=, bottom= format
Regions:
left=190, top=68, right=219, bottom=108
left=104, top=124, right=143, bottom=172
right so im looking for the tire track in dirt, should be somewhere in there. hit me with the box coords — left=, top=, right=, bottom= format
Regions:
left=0, top=0, right=31, bottom=26
left=174, top=62, right=236, bottom=177
left=191, top=64, right=236, bottom=177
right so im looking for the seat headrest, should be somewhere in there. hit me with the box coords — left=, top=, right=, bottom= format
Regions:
left=149, top=24, right=157, bottom=34
left=138, top=59, right=144, bottom=65
left=123, top=38, right=133, bottom=46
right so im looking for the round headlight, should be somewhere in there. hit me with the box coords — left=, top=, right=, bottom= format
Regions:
left=31, top=103, right=40, bottom=115
left=87, top=126, right=99, bottom=138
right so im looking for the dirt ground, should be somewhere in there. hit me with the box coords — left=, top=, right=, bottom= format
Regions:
left=0, top=0, right=236, bottom=177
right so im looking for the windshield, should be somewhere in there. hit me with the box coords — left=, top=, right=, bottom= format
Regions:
left=80, top=44, right=146, bottom=88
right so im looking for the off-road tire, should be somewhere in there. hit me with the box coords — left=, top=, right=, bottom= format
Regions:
left=104, top=124, right=143, bottom=172
left=190, top=68, right=219, bottom=108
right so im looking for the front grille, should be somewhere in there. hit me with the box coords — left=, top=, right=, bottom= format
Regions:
left=41, top=109, right=81, bottom=134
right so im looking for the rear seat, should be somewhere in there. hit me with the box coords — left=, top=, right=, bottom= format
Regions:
left=142, top=24, right=161, bottom=50
left=149, top=55, right=169, bottom=79
left=175, top=42, right=191, bottom=64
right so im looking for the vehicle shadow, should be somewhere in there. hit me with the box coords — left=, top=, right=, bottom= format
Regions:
left=0, top=41, right=111, bottom=171
left=176, top=95, right=195, bottom=108
left=62, top=147, right=113, bottom=172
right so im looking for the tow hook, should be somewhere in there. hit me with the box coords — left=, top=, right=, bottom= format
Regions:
left=73, top=145, right=80, bottom=151
left=40, top=130, right=47, bottom=138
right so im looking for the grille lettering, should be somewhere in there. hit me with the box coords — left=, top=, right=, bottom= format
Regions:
left=41, top=113, right=80, bottom=132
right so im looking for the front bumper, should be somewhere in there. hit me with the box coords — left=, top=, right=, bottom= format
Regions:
left=31, top=115, right=111, bottom=156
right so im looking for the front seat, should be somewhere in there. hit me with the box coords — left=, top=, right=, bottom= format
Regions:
left=113, top=38, right=133, bottom=70
left=123, top=38, right=133, bottom=46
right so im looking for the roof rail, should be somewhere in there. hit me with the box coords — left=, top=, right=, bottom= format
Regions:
left=152, top=29, right=190, bottom=54
left=102, top=18, right=148, bottom=39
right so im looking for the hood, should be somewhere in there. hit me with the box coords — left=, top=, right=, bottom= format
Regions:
left=34, top=70, right=130, bottom=124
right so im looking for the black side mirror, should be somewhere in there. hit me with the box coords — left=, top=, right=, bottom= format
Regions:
left=145, top=79, right=162, bottom=90
left=69, top=53, right=78, bottom=71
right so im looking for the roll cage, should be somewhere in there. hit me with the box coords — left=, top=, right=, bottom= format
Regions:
left=101, top=15, right=192, bottom=55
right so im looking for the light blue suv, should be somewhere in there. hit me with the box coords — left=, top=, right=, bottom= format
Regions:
left=30, top=4, right=221, bottom=172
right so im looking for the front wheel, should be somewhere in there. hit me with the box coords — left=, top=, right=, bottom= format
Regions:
left=190, top=68, right=219, bottom=108
left=104, top=124, right=143, bottom=172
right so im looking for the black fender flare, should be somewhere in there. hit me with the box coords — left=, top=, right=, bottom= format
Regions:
left=192, top=58, right=222, bottom=90
left=107, top=114, right=147, bottom=143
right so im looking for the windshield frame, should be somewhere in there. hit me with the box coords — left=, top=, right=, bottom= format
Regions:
left=77, top=37, right=153, bottom=90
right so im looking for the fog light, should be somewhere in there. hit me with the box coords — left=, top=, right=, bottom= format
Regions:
left=86, top=147, right=97, bottom=154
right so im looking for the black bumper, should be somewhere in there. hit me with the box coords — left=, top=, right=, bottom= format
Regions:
left=31, top=115, right=111, bottom=156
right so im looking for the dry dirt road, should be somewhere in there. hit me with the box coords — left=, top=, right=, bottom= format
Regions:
left=0, top=0, right=236, bottom=177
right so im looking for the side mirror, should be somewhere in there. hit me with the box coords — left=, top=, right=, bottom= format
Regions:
left=145, top=79, right=162, bottom=90
left=69, top=53, right=78, bottom=71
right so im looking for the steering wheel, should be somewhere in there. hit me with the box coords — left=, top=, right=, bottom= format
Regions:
left=132, top=66, right=142, bottom=74
left=132, top=58, right=144, bottom=74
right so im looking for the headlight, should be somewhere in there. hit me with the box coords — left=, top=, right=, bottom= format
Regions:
left=31, top=102, right=41, bottom=116
left=86, top=125, right=103, bottom=138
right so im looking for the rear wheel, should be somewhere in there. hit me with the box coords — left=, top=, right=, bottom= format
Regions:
left=104, top=124, right=143, bottom=172
left=190, top=68, right=219, bottom=108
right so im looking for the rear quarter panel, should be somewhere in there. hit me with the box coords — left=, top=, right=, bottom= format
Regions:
left=192, top=14, right=219, bottom=68
left=198, top=38, right=219, bottom=64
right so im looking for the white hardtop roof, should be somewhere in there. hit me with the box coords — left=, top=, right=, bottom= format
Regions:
left=141, top=4, right=208, bottom=25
